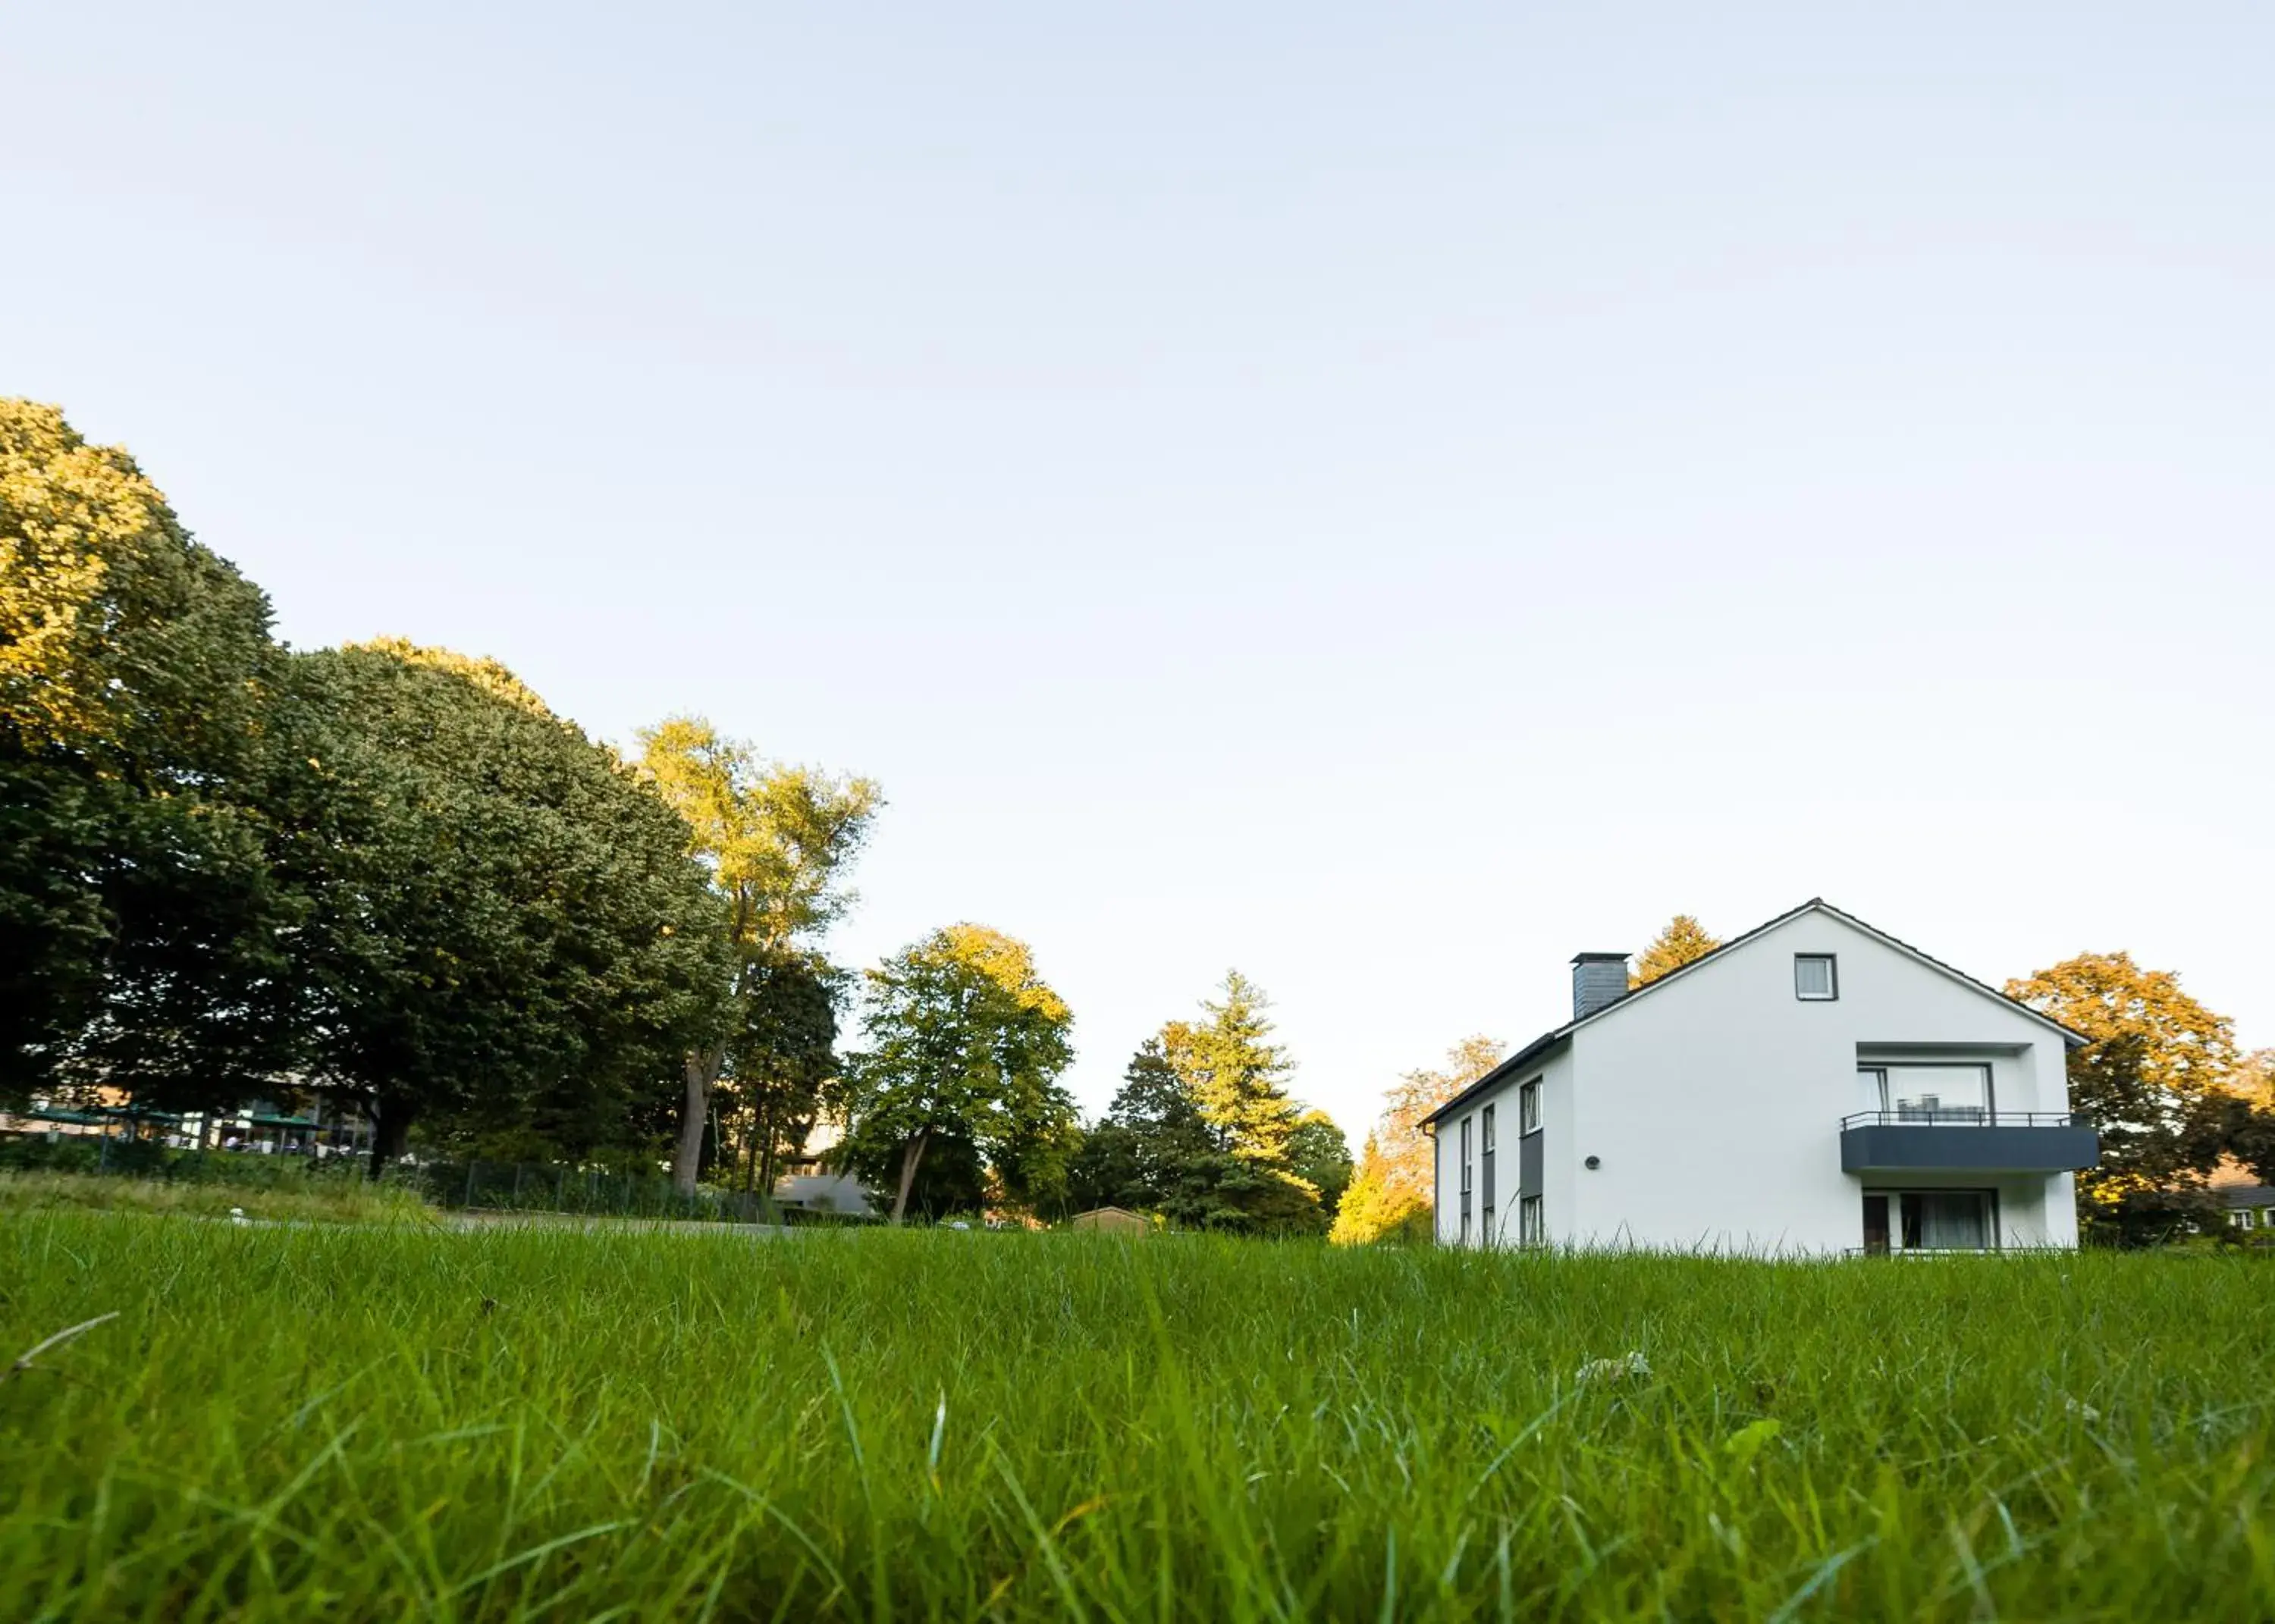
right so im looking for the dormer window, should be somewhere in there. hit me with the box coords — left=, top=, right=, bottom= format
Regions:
left=1795, top=955, right=1838, bottom=1000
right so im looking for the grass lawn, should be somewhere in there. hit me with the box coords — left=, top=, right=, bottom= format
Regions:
left=2, top=1215, right=2270, bottom=1622
left=0, top=1169, right=428, bottom=1227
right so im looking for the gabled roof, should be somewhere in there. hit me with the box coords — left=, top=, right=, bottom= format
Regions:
left=1420, top=898, right=2088, bottom=1127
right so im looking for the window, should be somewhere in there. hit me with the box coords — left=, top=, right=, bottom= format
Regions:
left=1479, top=1105, right=1497, bottom=1245
left=1795, top=955, right=1838, bottom=1000
left=2231, top=1209, right=2257, bottom=1231
left=1862, top=1189, right=1995, bottom=1252
left=1858, top=1064, right=1993, bottom=1123
left=1458, top=1115, right=1473, bottom=1245
left=1519, top=1196, right=1545, bottom=1246
left=1519, top=1078, right=1542, bottom=1135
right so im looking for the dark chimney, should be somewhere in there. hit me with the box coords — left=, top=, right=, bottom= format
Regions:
left=1571, top=952, right=1630, bottom=1020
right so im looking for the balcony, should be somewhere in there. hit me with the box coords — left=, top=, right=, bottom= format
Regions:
left=1839, top=1109, right=2099, bottom=1176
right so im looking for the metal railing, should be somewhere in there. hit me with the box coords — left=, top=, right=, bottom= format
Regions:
left=1839, top=1109, right=2089, bottom=1130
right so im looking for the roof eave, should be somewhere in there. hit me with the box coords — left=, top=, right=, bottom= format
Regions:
left=1419, top=1029, right=1574, bottom=1127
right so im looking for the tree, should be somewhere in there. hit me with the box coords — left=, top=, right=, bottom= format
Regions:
left=723, top=949, right=843, bottom=1197
left=990, top=1111, right=1085, bottom=1221
left=833, top=1121, right=989, bottom=1220
left=2231, top=1049, right=2275, bottom=1111
left=638, top=716, right=880, bottom=1193
left=0, top=398, right=293, bottom=1101
left=1633, top=914, right=1721, bottom=987
left=1166, top=971, right=1300, bottom=1164
left=1152, top=973, right=1329, bottom=1234
left=1330, top=1133, right=1438, bottom=1246
left=1331, top=1035, right=1505, bottom=1246
left=1288, top=1111, right=1354, bottom=1218
left=1066, top=1037, right=1227, bottom=1223
left=835, top=924, right=1076, bottom=1223
left=275, top=643, right=727, bottom=1174
left=2005, top=952, right=2242, bottom=1243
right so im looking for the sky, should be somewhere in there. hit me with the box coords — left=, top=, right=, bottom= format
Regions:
left=7, top=3, right=2271, bottom=1135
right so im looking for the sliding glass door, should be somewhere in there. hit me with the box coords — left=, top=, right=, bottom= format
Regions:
left=1861, top=1189, right=1995, bottom=1253
left=1856, top=1064, right=1994, bottom=1124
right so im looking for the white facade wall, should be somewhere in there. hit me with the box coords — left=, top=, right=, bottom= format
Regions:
left=1438, top=909, right=2079, bottom=1254
left=1432, top=1047, right=1574, bottom=1248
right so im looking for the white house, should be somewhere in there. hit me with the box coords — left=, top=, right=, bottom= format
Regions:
left=1424, top=900, right=2098, bottom=1255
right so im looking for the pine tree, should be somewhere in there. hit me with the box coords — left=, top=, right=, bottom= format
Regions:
left=1166, top=970, right=1300, bottom=1164
left=1066, top=1038, right=1223, bottom=1222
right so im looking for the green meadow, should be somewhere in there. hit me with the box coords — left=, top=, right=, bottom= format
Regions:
left=3, top=1212, right=2270, bottom=1622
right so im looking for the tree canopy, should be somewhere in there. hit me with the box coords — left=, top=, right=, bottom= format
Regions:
left=1331, top=1035, right=1505, bottom=1246
left=1288, top=1111, right=1354, bottom=1218
left=272, top=642, right=729, bottom=1171
left=1, top=403, right=874, bottom=1194
left=1065, top=974, right=1332, bottom=1235
left=1164, top=971, right=1300, bottom=1165
left=638, top=716, right=880, bottom=1190
left=835, top=924, right=1076, bottom=1223
left=1066, top=1038, right=1223, bottom=1223
left=1, top=399, right=291, bottom=1100
left=2006, top=952, right=2242, bottom=1242
left=1633, top=915, right=1721, bottom=987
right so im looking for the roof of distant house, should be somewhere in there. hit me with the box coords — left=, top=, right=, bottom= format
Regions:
left=1420, top=898, right=2091, bottom=1129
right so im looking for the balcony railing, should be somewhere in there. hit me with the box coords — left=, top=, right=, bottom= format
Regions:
left=1840, top=1109, right=2090, bottom=1130
left=1838, top=1110, right=2100, bottom=1174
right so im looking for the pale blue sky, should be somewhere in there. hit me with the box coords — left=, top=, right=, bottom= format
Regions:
left=8, top=3, right=2270, bottom=1134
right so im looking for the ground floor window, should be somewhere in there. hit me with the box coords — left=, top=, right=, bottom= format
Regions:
left=1518, top=1196, right=1545, bottom=1247
left=1862, top=1189, right=1997, bottom=1253
left=1481, top=1204, right=1494, bottom=1243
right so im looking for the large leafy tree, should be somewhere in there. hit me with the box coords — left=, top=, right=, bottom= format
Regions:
left=2005, top=952, right=2241, bottom=1243
left=1632, top=914, right=1721, bottom=987
left=638, top=716, right=880, bottom=1193
left=1331, top=1035, right=1505, bottom=1246
left=2235, top=1050, right=2275, bottom=1111
left=0, top=399, right=292, bottom=1100
left=989, top=1111, right=1085, bottom=1221
left=833, top=1124, right=989, bottom=1221
left=725, top=948, right=844, bottom=1196
left=836, top=924, right=1076, bottom=1223
left=275, top=643, right=727, bottom=1174
left=2226, top=1053, right=2275, bottom=1196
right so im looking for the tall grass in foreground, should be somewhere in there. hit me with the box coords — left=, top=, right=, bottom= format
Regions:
left=2, top=1218, right=2271, bottom=1622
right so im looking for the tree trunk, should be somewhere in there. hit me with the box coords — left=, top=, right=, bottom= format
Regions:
left=671, top=1049, right=721, bottom=1194
left=890, top=1129, right=931, bottom=1225
left=366, top=1099, right=412, bottom=1182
